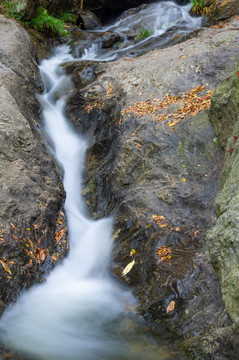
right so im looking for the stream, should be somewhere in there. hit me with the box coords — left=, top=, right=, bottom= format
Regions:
left=0, top=2, right=201, bottom=359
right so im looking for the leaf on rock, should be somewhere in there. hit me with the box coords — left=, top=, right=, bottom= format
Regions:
left=0, top=260, right=12, bottom=275
left=122, top=259, right=135, bottom=276
left=167, top=300, right=175, bottom=314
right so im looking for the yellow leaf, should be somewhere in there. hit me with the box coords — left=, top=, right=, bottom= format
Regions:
left=152, top=215, right=165, bottom=221
left=182, top=178, right=186, bottom=182
left=122, top=259, right=135, bottom=276
left=167, top=300, right=175, bottom=314
left=159, top=223, right=168, bottom=228
left=0, top=260, right=12, bottom=275
left=112, top=229, right=121, bottom=242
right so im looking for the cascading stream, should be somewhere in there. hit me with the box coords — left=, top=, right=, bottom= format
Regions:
left=0, top=2, right=199, bottom=359
left=74, top=1, right=201, bottom=62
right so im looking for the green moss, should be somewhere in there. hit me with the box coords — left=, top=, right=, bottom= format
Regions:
left=29, top=7, right=68, bottom=37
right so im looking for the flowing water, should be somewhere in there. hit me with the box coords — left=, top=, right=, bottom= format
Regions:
left=0, top=2, right=200, bottom=359
left=71, top=1, right=202, bottom=61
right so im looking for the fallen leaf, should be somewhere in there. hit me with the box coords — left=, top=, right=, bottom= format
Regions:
left=0, top=260, right=12, bottom=275
left=122, top=259, right=135, bottom=276
left=159, top=223, right=168, bottom=228
left=135, top=142, right=142, bottom=148
left=167, top=300, right=175, bottom=314
left=10, top=223, right=19, bottom=232
left=51, top=255, right=57, bottom=261
left=152, top=215, right=165, bottom=222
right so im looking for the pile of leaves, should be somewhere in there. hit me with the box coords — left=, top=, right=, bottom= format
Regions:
left=0, top=212, right=67, bottom=280
left=122, top=85, right=212, bottom=129
left=156, top=245, right=172, bottom=263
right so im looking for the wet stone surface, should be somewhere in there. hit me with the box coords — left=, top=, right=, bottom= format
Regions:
left=66, top=15, right=239, bottom=359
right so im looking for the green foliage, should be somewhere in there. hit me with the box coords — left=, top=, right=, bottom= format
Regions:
left=138, top=28, right=152, bottom=39
left=29, top=7, right=68, bottom=37
left=190, top=0, right=215, bottom=15
left=190, top=0, right=204, bottom=14
left=4, top=0, right=23, bottom=21
left=134, top=28, right=152, bottom=40
left=58, top=12, right=76, bottom=23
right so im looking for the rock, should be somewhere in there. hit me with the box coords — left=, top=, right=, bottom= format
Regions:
left=206, top=64, right=239, bottom=329
left=0, top=15, right=65, bottom=307
left=208, top=0, right=239, bottom=23
left=76, top=10, right=102, bottom=30
left=41, top=0, right=78, bottom=14
left=209, top=63, right=239, bottom=149
left=8, top=0, right=40, bottom=20
left=101, top=31, right=122, bottom=48
left=66, top=16, right=239, bottom=359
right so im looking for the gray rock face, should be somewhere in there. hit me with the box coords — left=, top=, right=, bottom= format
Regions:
left=206, top=64, right=239, bottom=329
left=0, top=15, right=65, bottom=307
left=66, top=16, right=239, bottom=359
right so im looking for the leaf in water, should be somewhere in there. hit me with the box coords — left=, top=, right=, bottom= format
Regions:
left=0, top=260, right=12, bottom=275
left=167, top=300, right=175, bottom=314
left=122, top=259, right=135, bottom=276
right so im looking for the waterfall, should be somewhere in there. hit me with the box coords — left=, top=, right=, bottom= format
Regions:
left=0, top=45, right=137, bottom=360
left=0, top=2, right=199, bottom=358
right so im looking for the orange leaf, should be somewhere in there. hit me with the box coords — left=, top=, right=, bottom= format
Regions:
left=10, top=223, right=19, bottom=232
left=0, top=260, right=12, bottom=275
left=167, top=300, right=175, bottom=314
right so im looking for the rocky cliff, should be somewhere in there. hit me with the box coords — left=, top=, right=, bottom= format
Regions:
left=1, top=1, right=239, bottom=359
left=207, top=64, right=239, bottom=330
left=0, top=15, right=65, bottom=309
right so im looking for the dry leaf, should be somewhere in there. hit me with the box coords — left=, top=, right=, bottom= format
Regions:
left=51, top=255, right=57, bottom=261
left=10, top=223, right=19, bottom=232
left=122, top=259, right=135, bottom=276
left=159, top=223, right=168, bottom=228
left=0, top=260, right=12, bottom=275
left=167, top=300, right=175, bottom=314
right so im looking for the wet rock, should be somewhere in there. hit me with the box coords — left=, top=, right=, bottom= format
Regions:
left=76, top=10, right=102, bottom=30
left=206, top=64, right=239, bottom=329
left=0, top=15, right=65, bottom=307
left=101, top=31, right=123, bottom=49
left=66, top=16, right=239, bottom=359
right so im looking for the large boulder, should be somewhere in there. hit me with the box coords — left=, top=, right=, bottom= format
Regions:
left=206, top=64, right=239, bottom=328
left=0, top=15, right=65, bottom=308
left=66, top=15, right=239, bottom=359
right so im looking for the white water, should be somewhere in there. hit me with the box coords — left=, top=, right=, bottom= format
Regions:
left=0, top=45, right=139, bottom=360
left=74, top=1, right=202, bottom=62
left=0, top=2, right=198, bottom=358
